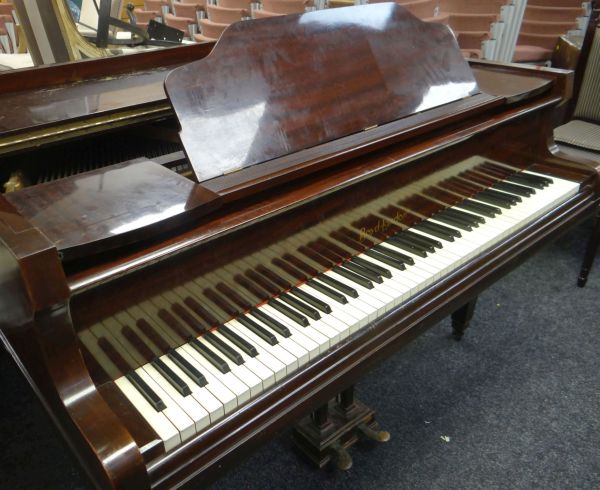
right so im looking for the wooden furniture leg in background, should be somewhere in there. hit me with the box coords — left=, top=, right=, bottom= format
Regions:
left=451, top=297, right=478, bottom=341
left=578, top=206, right=600, bottom=287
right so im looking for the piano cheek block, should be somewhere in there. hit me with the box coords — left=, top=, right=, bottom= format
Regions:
left=4, top=160, right=222, bottom=262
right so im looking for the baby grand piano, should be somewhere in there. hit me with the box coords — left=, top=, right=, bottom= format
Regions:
left=0, top=4, right=598, bottom=489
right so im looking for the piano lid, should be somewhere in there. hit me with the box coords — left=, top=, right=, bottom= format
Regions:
left=165, top=3, right=479, bottom=183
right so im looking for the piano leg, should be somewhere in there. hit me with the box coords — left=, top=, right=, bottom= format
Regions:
left=577, top=207, right=600, bottom=287
left=451, top=297, right=478, bottom=341
left=292, top=386, right=389, bottom=470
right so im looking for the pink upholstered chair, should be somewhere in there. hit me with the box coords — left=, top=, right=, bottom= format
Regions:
left=145, top=0, right=169, bottom=12
left=207, top=4, right=246, bottom=24
left=219, top=0, right=251, bottom=9
left=164, top=13, right=196, bottom=36
left=396, top=0, right=436, bottom=20
left=253, top=9, right=283, bottom=17
left=195, top=19, right=228, bottom=40
left=132, top=8, right=160, bottom=26
left=262, top=0, right=305, bottom=14
left=173, top=2, right=202, bottom=18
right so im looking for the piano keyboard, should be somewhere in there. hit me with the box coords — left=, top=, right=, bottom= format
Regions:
left=78, top=156, right=579, bottom=455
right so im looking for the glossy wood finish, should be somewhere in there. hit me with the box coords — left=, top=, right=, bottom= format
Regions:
left=1, top=10, right=599, bottom=490
left=165, top=4, right=478, bottom=182
left=5, top=160, right=221, bottom=261
left=0, top=42, right=214, bottom=156
left=0, top=203, right=148, bottom=489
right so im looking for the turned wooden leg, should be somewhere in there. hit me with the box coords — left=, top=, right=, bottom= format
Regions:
left=451, top=297, right=478, bottom=341
left=578, top=207, right=600, bottom=287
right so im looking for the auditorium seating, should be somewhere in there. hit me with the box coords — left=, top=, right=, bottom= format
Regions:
left=131, top=8, right=159, bottom=29
left=261, top=0, right=306, bottom=15
left=173, top=3, right=203, bottom=18
left=513, top=1, right=587, bottom=62
left=207, top=4, right=247, bottom=23
left=164, top=13, right=196, bottom=37
left=195, top=19, right=228, bottom=41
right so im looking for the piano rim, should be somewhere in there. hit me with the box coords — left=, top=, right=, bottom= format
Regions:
left=142, top=187, right=598, bottom=489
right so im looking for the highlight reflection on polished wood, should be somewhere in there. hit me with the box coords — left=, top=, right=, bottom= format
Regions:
left=0, top=4, right=599, bottom=490
left=166, top=3, right=479, bottom=182
left=5, top=161, right=221, bottom=261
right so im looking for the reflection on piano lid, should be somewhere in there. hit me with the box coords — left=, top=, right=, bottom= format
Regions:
left=0, top=4, right=598, bottom=490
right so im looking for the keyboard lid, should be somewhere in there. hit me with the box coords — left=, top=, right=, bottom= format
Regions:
left=165, top=3, right=480, bottom=185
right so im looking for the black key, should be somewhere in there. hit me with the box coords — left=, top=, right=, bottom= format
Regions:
left=444, top=207, right=485, bottom=224
left=190, top=338, right=230, bottom=374
left=250, top=309, right=291, bottom=337
left=184, top=296, right=221, bottom=327
left=432, top=212, right=472, bottom=232
left=402, top=230, right=442, bottom=249
left=219, top=325, right=259, bottom=356
left=342, top=260, right=383, bottom=284
left=505, top=173, right=549, bottom=189
left=126, top=370, right=166, bottom=412
left=455, top=200, right=500, bottom=218
left=414, top=220, right=460, bottom=239
left=387, top=236, right=429, bottom=258
left=334, top=265, right=374, bottom=289
left=257, top=265, right=292, bottom=291
left=171, top=303, right=207, bottom=335
left=372, top=244, right=415, bottom=265
left=216, top=283, right=253, bottom=311
left=492, top=181, right=535, bottom=197
left=394, top=232, right=435, bottom=253
left=269, top=298, right=310, bottom=327
left=306, top=279, right=348, bottom=304
left=237, top=315, right=279, bottom=345
left=289, top=288, right=332, bottom=313
left=152, top=358, right=192, bottom=396
left=137, top=319, right=171, bottom=352
left=122, top=325, right=156, bottom=363
left=482, top=188, right=521, bottom=204
left=204, top=332, right=244, bottom=366
left=317, top=274, right=358, bottom=298
left=280, top=293, right=321, bottom=320
left=351, top=255, right=392, bottom=278
left=473, top=191, right=512, bottom=209
left=363, top=248, right=406, bottom=271
left=167, top=349, right=208, bottom=387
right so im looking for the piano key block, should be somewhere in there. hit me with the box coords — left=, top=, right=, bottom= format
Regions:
left=74, top=155, right=583, bottom=469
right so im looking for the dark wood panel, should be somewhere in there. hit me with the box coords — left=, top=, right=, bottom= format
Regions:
left=165, top=3, right=478, bottom=182
left=5, top=160, right=221, bottom=261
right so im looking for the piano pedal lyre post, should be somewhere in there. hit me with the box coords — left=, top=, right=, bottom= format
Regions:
left=292, top=386, right=389, bottom=471
left=451, top=297, right=478, bottom=341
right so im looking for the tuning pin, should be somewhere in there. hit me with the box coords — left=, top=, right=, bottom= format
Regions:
left=329, top=441, right=353, bottom=471
left=357, top=423, right=390, bottom=443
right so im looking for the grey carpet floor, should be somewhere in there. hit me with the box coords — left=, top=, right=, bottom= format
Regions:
left=1, top=218, right=598, bottom=490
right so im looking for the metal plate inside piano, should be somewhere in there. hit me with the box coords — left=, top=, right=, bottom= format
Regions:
left=73, top=155, right=580, bottom=461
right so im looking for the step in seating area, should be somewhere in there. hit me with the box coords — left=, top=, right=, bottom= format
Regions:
left=513, top=0, right=589, bottom=63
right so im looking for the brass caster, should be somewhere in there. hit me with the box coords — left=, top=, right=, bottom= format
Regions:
left=330, top=441, right=353, bottom=471
left=358, top=422, right=390, bottom=442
